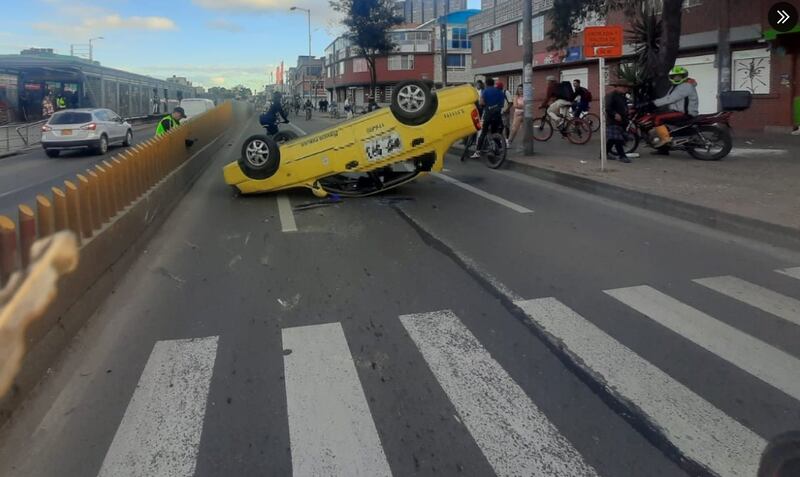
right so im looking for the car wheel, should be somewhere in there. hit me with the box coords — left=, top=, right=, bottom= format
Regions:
left=95, top=135, right=109, bottom=155
left=45, top=149, right=60, bottom=158
left=239, top=134, right=281, bottom=180
left=390, top=80, right=437, bottom=126
left=123, top=129, right=133, bottom=147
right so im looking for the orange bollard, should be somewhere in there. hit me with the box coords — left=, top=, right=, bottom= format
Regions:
left=64, top=180, right=82, bottom=245
left=52, top=186, right=68, bottom=232
left=0, top=215, right=17, bottom=284
left=87, top=170, right=103, bottom=227
left=95, top=161, right=118, bottom=220
left=18, top=204, right=35, bottom=268
left=76, top=174, right=93, bottom=239
left=36, top=194, right=54, bottom=238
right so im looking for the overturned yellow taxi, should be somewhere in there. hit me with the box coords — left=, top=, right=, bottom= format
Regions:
left=223, top=80, right=480, bottom=197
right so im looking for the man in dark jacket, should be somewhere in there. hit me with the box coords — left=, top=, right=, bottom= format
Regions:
left=261, top=92, right=290, bottom=135
left=605, top=81, right=631, bottom=163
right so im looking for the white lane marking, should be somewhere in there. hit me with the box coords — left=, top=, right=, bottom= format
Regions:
left=517, top=297, right=764, bottom=477
left=776, top=267, right=800, bottom=281
left=97, top=336, right=218, bottom=477
left=282, top=322, right=392, bottom=477
left=433, top=173, right=534, bottom=214
left=400, top=310, right=597, bottom=477
left=728, top=148, right=788, bottom=157
left=605, top=285, right=800, bottom=401
left=287, top=123, right=308, bottom=136
left=693, top=275, right=800, bottom=326
left=277, top=194, right=297, bottom=232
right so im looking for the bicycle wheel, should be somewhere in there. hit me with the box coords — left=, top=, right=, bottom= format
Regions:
left=485, top=133, right=507, bottom=169
left=460, top=134, right=476, bottom=162
left=565, top=119, right=592, bottom=145
left=532, top=117, right=553, bottom=141
left=582, top=112, right=600, bottom=132
left=623, top=127, right=640, bottom=154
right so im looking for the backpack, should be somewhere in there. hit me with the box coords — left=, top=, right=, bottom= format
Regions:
left=556, top=81, right=574, bottom=101
left=582, top=88, right=593, bottom=102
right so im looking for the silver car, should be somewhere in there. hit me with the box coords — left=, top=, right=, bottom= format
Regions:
left=41, top=108, right=133, bottom=158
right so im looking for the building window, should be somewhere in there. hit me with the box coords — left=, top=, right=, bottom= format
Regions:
left=388, top=54, right=415, bottom=70
left=352, top=58, right=369, bottom=73
left=449, top=27, right=470, bottom=49
left=518, top=15, right=545, bottom=45
left=337, top=61, right=345, bottom=75
left=482, top=29, right=501, bottom=53
left=446, top=54, right=467, bottom=69
left=732, top=48, right=770, bottom=94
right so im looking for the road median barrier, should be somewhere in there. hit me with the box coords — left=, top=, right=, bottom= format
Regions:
left=0, top=101, right=240, bottom=422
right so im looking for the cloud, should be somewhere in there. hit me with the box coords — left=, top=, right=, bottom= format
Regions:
left=210, top=77, right=227, bottom=85
left=192, top=0, right=344, bottom=29
left=33, top=14, right=177, bottom=38
left=127, top=64, right=278, bottom=90
left=206, top=19, right=244, bottom=33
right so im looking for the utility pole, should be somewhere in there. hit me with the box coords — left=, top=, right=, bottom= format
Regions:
left=521, top=0, right=534, bottom=155
left=716, top=0, right=731, bottom=109
left=440, top=0, right=449, bottom=88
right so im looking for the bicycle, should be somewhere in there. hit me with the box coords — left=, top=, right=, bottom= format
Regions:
left=574, top=108, right=600, bottom=133
left=329, top=106, right=340, bottom=119
left=459, top=127, right=507, bottom=169
left=532, top=107, right=592, bottom=145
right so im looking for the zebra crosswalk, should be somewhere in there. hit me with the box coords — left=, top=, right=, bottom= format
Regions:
left=95, top=267, right=799, bottom=476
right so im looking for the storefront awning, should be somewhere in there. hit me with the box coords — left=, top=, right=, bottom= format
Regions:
left=763, top=25, right=800, bottom=41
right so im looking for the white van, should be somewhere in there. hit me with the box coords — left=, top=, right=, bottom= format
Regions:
left=179, top=98, right=215, bottom=121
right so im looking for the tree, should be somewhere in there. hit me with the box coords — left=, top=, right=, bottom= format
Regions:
left=548, top=0, right=683, bottom=97
left=330, top=0, right=404, bottom=97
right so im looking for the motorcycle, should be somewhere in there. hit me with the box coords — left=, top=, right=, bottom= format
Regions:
left=622, top=91, right=750, bottom=161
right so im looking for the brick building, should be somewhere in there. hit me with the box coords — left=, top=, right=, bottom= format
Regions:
left=289, top=56, right=325, bottom=101
left=468, top=0, right=800, bottom=132
left=396, top=0, right=468, bottom=25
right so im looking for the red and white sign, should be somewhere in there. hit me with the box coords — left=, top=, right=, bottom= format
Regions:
left=583, top=26, right=623, bottom=58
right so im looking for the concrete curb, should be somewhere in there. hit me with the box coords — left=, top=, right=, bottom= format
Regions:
left=502, top=156, right=800, bottom=251
left=0, top=115, right=245, bottom=425
left=446, top=142, right=800, bottom=250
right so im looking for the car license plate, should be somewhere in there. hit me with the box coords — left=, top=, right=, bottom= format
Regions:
left=365, top=132, right=402, bottom=162
left=61, top=129, right=72, bottom=136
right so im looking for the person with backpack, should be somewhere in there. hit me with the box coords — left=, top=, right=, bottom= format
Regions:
left=544, top=76, right=573, bottom=127
left=572, top=79, right=592, bottom=117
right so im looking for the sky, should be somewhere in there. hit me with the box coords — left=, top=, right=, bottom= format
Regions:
left=0, top=0, right=481, bottom=91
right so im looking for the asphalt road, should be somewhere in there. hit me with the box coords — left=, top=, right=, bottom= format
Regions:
left=0, top=123, right=156, bottom=219
left=0, top=113, right=798, bottom=476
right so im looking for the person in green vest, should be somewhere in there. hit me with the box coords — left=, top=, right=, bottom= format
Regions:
left=56, top=94, right=67, bottom=110
left=155, top=107, right=186, bottom=136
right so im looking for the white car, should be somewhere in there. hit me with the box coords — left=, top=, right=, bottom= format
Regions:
left=179, top=98, right=215, bottom=121
left=41, top=109, right=132, bottom=158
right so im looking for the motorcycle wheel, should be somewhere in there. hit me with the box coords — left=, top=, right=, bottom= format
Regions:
left=686, top=125, right=732, bottom=161
left=485, top=133, right=507, bottom=169
left=623, top=127, right=640, bottom=154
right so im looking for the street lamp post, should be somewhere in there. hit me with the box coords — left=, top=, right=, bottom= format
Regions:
left=89, top=36, right=104, bottom=62
left=290, top=6, right=312, bottom=58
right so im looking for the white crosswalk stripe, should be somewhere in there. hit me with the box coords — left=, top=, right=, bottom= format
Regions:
left=516, top=297, right=765, bottom=477
left=400, top=310, right=598, bottom=477
left=605, top=285, right=800, bottom=401
left=776, top=266, right=800, bottom=281
left=693, top=275, right=800, bottom=326
left=282, top=322, right=392, bottom=477
left=97, top=336, right=218, bottom=477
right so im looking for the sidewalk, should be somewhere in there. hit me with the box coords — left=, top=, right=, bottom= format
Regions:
left=499, top=132, right=800, bottom=249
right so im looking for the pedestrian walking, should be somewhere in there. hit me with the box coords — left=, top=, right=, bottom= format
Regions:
left=507, top=85, right=525, bottom=146
left=344, top=97, right=353, bottom=119
left=497, top=81, right=512, bottom=141
left=606, top=80, right=631, bottom=163
left=42, top=94, right=54, bottom=119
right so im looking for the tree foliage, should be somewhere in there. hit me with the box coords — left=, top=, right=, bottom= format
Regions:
left=548, top=0, right=683, bottom=96
left=330, top=0, right=404, bottom=96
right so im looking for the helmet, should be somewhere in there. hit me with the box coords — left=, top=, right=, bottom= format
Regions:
left=668, top=66, right=689, bottom=85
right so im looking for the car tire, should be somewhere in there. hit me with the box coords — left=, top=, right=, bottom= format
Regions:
left=390, top=80, right=437, bottom=126
left=95, top=135, right=109, bottom=155
left=123, top=129, right=133, bottom=147
left=239, top=134, right=281, bottom=180
left=45, top=149, right=60, bottom=158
